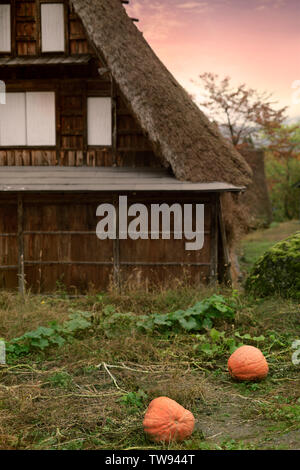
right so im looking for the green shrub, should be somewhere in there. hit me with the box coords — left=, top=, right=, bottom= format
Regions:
left=245, top=232, right=300, bottom=299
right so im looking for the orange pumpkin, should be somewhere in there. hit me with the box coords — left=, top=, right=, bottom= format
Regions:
left=143, top=396, right=195, bottom=443
left=228, top=345, right=269, bottom=381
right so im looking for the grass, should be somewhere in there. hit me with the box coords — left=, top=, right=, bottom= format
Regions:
left=0, top=288, right=299, bottom=450
left=0, top=221, right=299, bottom=451
left=238, top=219, right=300, bottom=275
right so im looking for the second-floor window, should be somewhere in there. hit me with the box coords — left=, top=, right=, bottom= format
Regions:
left=41, top=3, right=65, bottom=53
left=88, top=98, right=112, bottom=146
left=0, top=4, right=11, bottom=53
left=0, top=92, right=56, bottom=146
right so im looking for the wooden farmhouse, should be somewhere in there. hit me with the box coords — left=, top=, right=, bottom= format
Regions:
left=0, top=0, right=252, bottom=293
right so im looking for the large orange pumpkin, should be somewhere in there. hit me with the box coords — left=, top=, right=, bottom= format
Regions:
left=143, top=396, right=195, bottom=443
left=228, top=345, right=269, bottom=381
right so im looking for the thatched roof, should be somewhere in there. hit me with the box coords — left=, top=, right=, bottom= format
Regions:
left=70, top=0, right=252, bottom=187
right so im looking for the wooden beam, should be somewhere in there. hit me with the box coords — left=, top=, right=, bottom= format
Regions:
left=209, top=196, right=218, bottom=285
left=218, top=195, right=232, bottom=287
left=17, top=194, right=25, bottom=296
left=56, top=81, right=61, bottom=165
left=120, top=0, right=139, bottom=22
left=82, top=80, right=88, bottom=165
left=0, top=261, right=211, bottom=269
left=113, top=194, right=121, bottom=290
left=111, top=78, right=117, bottom=167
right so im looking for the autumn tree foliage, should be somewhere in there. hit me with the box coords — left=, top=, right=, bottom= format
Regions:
left=263, top=123, right=300, bottom=219
left=194, top=72, right=287, bottom=147
left=262, top=122, right=300, bottom=160
left=194, top=73, right=300, bottom=220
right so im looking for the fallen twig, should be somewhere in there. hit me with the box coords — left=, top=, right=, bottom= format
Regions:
left=101, top=362, right=128, bottom=393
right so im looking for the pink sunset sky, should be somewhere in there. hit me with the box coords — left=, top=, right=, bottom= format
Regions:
left=125, top=0, right=300, bottom=121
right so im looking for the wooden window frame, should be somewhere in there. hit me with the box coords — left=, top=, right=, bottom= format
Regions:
left=86, top=94, right=114, bottom=150
left=0, top=1, right=13, bottom=56
left=0, top=89, right=57, bottom=148
left=38, top=0, right=68, bottom=56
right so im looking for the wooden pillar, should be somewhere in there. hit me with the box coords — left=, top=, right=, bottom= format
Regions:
left=56, top=81, right=61, bottom=165
left=113, top=194, right=120, bottom=290
left=111, top=77, right=119, bottom=288
left=111, top=77, right=118, bottom=167
left=218, top=195, right=232, bottom=287
left=17, top=194, right=25, bottom=296
left=209, top=195, right=218, bottom=285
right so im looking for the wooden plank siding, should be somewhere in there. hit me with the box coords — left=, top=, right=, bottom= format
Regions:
left=0, top=1, right=231, bottom=292
left=0, top=192, right=218, bottom=292
left=1, top=0, right=92, bottom=58
left=0, top=76, right=161, bottom=167
left=0, top=1, right=161, bottom=167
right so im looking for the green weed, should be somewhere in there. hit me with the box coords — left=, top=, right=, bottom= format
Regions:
left=136, top=294, right=237, bottom=334
left=48, top=371, right=73, bottom=389
left=5, top=310, right=93, bottom=360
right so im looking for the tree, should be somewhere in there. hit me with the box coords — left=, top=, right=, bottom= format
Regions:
left=262, top=123, right=300, bottom=157
left=193, top=73, right=287, bottom=147
left=263, top=123, right=300, bottom=219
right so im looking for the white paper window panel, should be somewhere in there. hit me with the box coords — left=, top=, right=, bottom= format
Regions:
left=0, top=5, right=11, bottom=52
left=26, top=92, right=56, bottom=145
left=88, top=98, right=112, bottom=146
left=0, top=93, right=26, bottom=146
left=0, top=92, right=56, bottom=146
left=41, top=3, right=65, bottom=52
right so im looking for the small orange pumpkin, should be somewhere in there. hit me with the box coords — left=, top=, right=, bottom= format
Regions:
left=143, top=396, right=195, bottom=443
left=228, top=345, right=269, bottom=381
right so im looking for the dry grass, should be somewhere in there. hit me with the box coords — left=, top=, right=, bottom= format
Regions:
left=0, top=277, right=299, bottom=450
left=238, top=219, right=300, bottom=276
left=0, top=292, right=72, bottom=340
left=243, top=220, right=300, bottom=244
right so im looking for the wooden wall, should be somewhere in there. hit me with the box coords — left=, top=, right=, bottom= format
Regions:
left=5, top=0, right=91, bottom=57
left=0, top=75, right=161, bottom=167
left=0, top=1, right=162, bottom=167
left=0, top=192, right=218, bottom=292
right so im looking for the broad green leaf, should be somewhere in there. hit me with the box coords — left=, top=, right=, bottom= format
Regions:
left=31, top=338, right=49, bottom=350
left=210, top=328, right=221, bottom=342
left=170, top=310, right=186, bottom=320
left=202, top=317, right=213, bottom=329
left=153, top=315, right=172, bottom=326
left=178, top=317, right=199, bottom=331
left=49, top=335, right=66, bottom=347
left=200, top=343, right=214, bottom=355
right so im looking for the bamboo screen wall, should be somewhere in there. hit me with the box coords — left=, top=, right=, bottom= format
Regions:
left=0, top=192, right=216, bottom=292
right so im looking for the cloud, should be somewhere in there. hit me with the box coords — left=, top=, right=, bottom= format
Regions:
left=125, top=1, right=184, bottom=42
left=255, top=0, right=287, bottom=10
left=177, top=1, right=208, bottom=9
left=176, top=1, right=213, bottom=14
left=125, top=0, right=216, bottom=43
